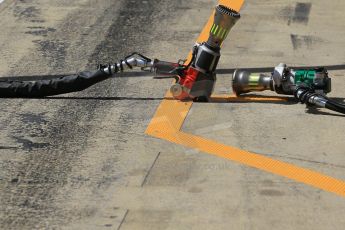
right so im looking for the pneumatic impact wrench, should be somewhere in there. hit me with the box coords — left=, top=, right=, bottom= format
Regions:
left=168, top=5, right=240, bottom=102
left=232, top=64, right=345, bottom=114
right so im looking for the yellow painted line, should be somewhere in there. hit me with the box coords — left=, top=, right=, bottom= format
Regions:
left=146, top=0, right=345, bottom=197
left=210, top=94, right=289, bottom=102
left=152, top=131, right=345, bottom=197
left=146, top=91, right=192, bottom=135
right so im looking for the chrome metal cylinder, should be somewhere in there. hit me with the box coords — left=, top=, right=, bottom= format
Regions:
left=232, top=69, right=273, bottom=95
left=194, top=43, right=220, bottom=73
left=207, top=5, right=240, bottom=48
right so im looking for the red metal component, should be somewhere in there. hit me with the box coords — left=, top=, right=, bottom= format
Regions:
left=173, top=67, right=200, bottom=100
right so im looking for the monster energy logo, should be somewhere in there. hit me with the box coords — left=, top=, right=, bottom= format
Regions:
left=210, top=24, right=229, bottom=39
left=249, top=75, right=260, bottom=86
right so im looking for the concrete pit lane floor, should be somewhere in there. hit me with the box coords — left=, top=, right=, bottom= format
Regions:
left=0, top=0, right=345, bottom=229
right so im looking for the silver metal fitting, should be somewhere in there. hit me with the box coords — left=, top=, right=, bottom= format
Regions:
left=272, top=63, right=295, bottom=94
left=310, top=95, right=327, bottom=107
left=102, top=57, right=155, bottom=75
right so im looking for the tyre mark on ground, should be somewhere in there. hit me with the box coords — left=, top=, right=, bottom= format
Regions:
left=0, top=0, right=184, bottom=228
left=292, top=2, right=312, bottom=24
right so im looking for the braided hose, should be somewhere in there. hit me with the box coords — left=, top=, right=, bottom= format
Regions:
left=0, top=70, right=111, bottom=98
left=0, top=53, right=153, bottom=98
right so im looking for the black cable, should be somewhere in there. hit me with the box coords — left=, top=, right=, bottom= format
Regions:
left=294, top=87, right=314, bottom=105
left=295, top=87, right=345, bottom=115
left=0, top=53, right=150, bottom=98
left=0, top=70, right=111, bottom=98
left=325, top=100, right=345, bottom=114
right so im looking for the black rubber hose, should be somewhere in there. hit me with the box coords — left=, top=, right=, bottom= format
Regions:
left=295, top=87, right=345, bottom=115
left=0, top=70, right=111, bottom=98
left=325, top=100, right=345, bottom=114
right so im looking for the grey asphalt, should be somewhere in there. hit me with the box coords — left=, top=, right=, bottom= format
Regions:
left=0, top=0, right=345, bottom=229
